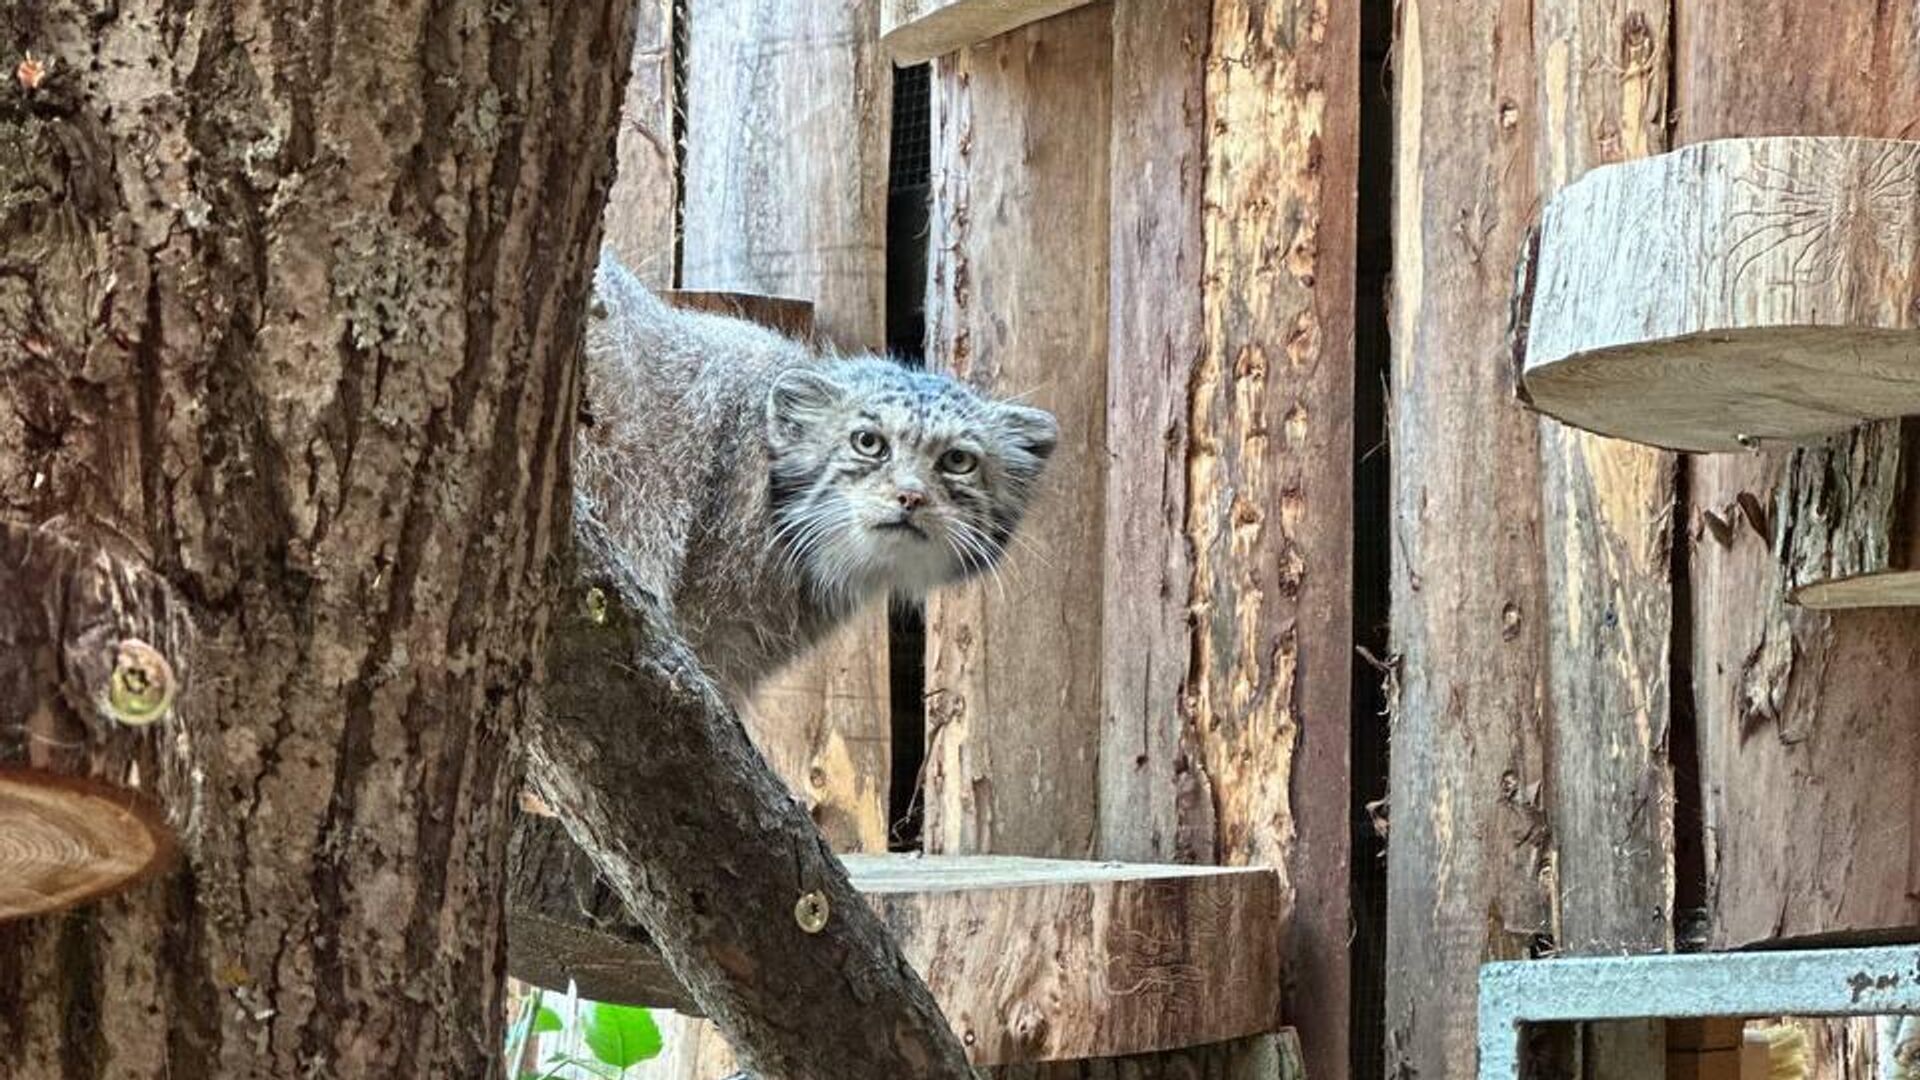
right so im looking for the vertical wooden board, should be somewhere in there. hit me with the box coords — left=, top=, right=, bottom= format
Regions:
left=1100, top=0, right=1211, bottom=873
left=1675, top=0, right=1920, bottom=950
left=678, top=0, right=894, bottom=858
left=922, top=3, right=1112, bottom=859
left=1193, top=2, right=1358, bottom=1077
left=1385, top=0, right=1553, bottom=1078
left=601, top=0, right=679, bottom=285
left=1532, top=14, right=1677, bottom=1064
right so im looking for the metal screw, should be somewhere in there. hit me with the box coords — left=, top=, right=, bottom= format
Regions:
left=584, top=587, right=609, bottom=625
left=794, top=890, right=830, bottom=934
left=102, top=639, right=174, bottom=726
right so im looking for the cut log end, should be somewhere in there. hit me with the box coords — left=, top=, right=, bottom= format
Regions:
left=1520, top=137, right=1920, bottom=453
left=0, top=769, right=174, bottom=920
left=1790, top=569, right=1920, bottom=610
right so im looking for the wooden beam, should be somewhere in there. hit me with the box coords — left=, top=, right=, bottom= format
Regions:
left=1530, top=6, right=1676, bottom=1079
left=923, top=2, right=1110, bottom=860
left=1677, top=0, right=1920, bottom=952
left=509, top=837, right=1285, bottom=1067
left=1385, top=1, right=1556, bottom=1076
left=1103, top=1, right=1357, bottom=1076
left=1520, top=137, right=1920, bottom=454
left=880, top=0, right=1097, bottom=64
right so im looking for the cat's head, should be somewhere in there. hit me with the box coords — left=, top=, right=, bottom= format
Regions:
left=765, top=357, right=1057, bottom=603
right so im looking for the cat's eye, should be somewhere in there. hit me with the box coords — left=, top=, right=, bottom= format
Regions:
left=937, top=447, right=978, bottom=475
left=850, top=429, right=889, bottom=458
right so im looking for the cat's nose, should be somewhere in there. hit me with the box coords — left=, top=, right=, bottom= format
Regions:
left=895, top=487, right=927, bottom=510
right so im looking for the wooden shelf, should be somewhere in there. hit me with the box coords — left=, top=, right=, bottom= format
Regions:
left=880, top=0, right=1098, bottom=64
left=1516, top=137, right=1920, bottom=453
left=509, top=830, right=1283, bottom=1066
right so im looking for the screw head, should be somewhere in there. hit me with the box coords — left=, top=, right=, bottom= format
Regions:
left=584, top=587, right=609, bottom=625
left=102, top=639, right=175, bottom=726
left=794, top=890, right=830, bottom=934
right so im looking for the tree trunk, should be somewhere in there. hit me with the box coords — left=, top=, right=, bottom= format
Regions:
left=0, top=0, right=634, bottom=1073
left=523, top=536, right=975, bottom=1080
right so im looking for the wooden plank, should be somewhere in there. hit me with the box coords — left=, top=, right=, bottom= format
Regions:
left=601, top=0, right=678, bottom=286
left=1676, top=0, right=1920, bottom=952
left=1521, top=137, right=1920, bottom=454
left=1102, top=1, right=1357, bottom=1077
left=1530, top=7, right=1675, bottom=1079
left=880, top=0, right=1097, bottom=64
left=679, top=0, right=894, bottom=858
left=922, top=2, right=1111, bottom=860
left=1383, top=0, right=1555, bottom=1077
left=508, top=843, right=1285, bottom=1067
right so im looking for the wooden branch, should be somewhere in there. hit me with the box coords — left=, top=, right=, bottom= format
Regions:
left=880, top=0, right=1098, bottom=64
left=509, top=826, right=1284, bottom=1065
left=1521, top=137, right=1920, bottom=453
left=0, top=519, right=191, bottom=920
left=523, top=535, right=973, bottom=1080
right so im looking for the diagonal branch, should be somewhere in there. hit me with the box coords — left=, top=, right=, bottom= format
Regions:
left=522, top=527, right=973, bottom=1080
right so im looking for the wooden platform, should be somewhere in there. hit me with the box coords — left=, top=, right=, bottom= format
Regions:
left=880, top=0, right=1098, bottom=63
left=1516, top=137, right=1920, bottom=453
left=508, top=847, right=1283, bottom=1066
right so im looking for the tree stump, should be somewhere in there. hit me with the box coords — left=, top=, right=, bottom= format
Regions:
left=0, top=520, right=189, bottom=920
left=1519, top=137, right=1920, bottom=453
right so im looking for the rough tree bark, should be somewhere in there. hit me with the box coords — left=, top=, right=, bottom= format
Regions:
left=524, top=533, right=974, bottom=1080
left=0, top=0, right=634, bottom=1075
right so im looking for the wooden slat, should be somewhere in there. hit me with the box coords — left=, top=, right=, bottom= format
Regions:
left=1677, top=0, right=1920, bottom=953
left=1103, top=1, right=1357, bottom=1077
left=1531, top=6, right=1675, bottom=1079
left=1384, top=1, right=1556, bottom=1077
left=922, top=2, right=1111, bottom=860
left=880, top=0, right=1097, bottom=64
left=600, top=0, right=678, bottom=285
left=510, top=842, right=1286, bottom=1067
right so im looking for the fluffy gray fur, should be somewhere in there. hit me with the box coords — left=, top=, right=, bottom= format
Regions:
left=577, top=251, right=1058, bottom=702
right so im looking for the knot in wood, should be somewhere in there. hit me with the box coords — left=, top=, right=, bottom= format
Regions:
left=794, top=889, right=830, bottom=934
left=99, top=639, right=175, bottom=726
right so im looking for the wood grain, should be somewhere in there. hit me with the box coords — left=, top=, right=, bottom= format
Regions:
left=1522, top=137, right=1920, bottom=453
left=1677, top=0, right=1920, bottom=952
left=1384, top=1, right=1556, bottom=1077
left=923, top=3, right=1111, bottom=860
left=0, top=772, right=172, bottom=921
left=509, top=844, right=1283, bottom=1067
left=880, top=0, right=1097, bottom=64
left=601, top=0, right=679, bottom=286
left=1530, top=8, right=1677, bottom=1078
left=1102, top=1, right=1356, bottom=1076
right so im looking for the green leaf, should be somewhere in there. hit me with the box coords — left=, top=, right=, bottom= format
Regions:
left=531, top=1004, right=564, bottom=1035
left=581, top=1002, right=663, bottom=1068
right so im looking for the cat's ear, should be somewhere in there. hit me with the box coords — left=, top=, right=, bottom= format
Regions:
left=998, top=404, right=1059, bottom=462
left=767, top=367, right=844, bottom=450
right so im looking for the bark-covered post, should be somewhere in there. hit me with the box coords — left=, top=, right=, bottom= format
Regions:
left=0, top=0, right=635, bottom=1073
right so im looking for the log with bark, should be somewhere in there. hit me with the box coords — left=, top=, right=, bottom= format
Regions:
left=523, top=529, right=975, bottom=1080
